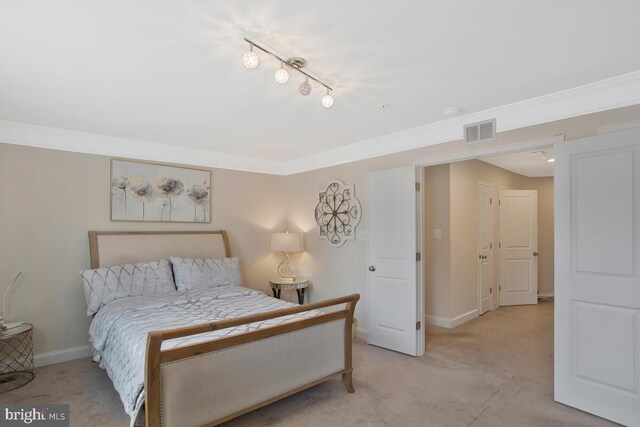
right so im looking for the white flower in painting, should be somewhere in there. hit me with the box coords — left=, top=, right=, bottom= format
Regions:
left=187, top=185, right=209, bottom=205
left=156, top=177, right=183, bottom=198
left=129, top=179, right=155, bottom=221
left=112, top=176, right=129, bottom=214
left=187, top=183, right=209, bottom=222
left=112, top=176, right=128, bottom=190
left=130, top=179, right=155, bottom=201
left=155, top=177, right=183, bottom=221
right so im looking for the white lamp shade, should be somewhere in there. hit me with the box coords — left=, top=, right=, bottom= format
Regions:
left=270, top=232, right=302, bottom=253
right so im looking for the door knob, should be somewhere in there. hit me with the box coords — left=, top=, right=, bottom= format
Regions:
left=369, top=266, right=376, bottom=272
left=533, top=252, right=539, bottom=256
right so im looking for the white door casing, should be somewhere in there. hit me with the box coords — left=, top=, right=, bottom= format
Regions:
left=554, top=128, right=640, bottom=426
left=367, top=166, right=422, bottom=356
left=499, top=190, right=538, bottom=306
left=478, top=182, right=493, bottom=314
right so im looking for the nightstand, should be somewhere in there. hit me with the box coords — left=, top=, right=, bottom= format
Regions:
left=269, top=279, right=309, bottom=305
left=0, top=323, right=34, bottom=393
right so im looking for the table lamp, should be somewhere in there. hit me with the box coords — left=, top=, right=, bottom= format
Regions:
left=270, top=232, right=302, bottom=282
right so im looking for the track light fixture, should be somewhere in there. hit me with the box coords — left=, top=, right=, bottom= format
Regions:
left=242, top=38, right=334, bottom=108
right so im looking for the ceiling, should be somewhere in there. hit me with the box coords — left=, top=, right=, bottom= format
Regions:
left=481, top=150, right=555, bottom=178
left=1, top=1, right=639, bottom=165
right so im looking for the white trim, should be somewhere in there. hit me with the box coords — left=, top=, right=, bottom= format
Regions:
left=34, top=344, right=92, bottom=367
left=424, top=314, right=452, bottom=328
left=598, top=120, right=640, bottom=135
left=0, top=120, right=284, bottom=175
left=424, top=309, right=479, bottom=329
left=283, top=71, right=640, bottom=174
left=355, top=327, right=368, bottom=341
left=537, top=292, right=555, bottom=299
left=0, top=72, right=639, bottom=175
left=450, top=309, right=479, bottom=328
left=416, top=135, right=565, bottom=167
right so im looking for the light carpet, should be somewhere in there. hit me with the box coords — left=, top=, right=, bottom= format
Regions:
left=0, top=301, right=617, bottom=426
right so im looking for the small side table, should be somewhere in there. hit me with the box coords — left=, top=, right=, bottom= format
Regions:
left=269, top=280, right=309, bottom=305
left=0, top=323, right=34, bottom=393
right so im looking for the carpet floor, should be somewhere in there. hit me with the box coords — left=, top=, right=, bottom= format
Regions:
left=0, top=301, right=617, bottom=426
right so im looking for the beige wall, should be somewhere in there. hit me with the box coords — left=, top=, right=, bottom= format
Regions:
left=423, top=164, right=451, bottom=319
left=0, top=144, right=288, bottom=355
left=0, top=106, right=636, bottom=355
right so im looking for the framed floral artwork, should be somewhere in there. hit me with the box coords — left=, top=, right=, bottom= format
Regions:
left=110, top=159, right=211, bottom=223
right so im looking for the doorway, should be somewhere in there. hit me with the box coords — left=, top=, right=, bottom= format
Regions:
left=423, top=148, right=554, bottom=326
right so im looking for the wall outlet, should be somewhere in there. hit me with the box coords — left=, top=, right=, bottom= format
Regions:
left=432, top=228, right=442, bottom=239
left=357, top=230, right=367, bottom=241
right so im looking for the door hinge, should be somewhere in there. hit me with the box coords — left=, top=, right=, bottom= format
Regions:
left=490, top=287, right=493, bottom=294
left=490, top=197, right=492, bottom=205
left=499, top=242, right=501, bottom=248
left=499, top=199, right=501, bottom=205
left=416, top=320, right=421, bottom=330
left=490, top=242, right=493, bottom=249
left=415, top=182, right=421, bottom=192
left=416, top=252, right=421, bottom=262
left=499, top=285, right=502, bottom=291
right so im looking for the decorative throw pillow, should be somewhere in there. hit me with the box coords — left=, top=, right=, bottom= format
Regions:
left=170, top=256, right=242, bottom=291
left=80, top=258, right=175, bottom=316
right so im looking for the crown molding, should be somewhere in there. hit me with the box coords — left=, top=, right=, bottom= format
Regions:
left=281, top=70, right=640, bottom=174
left=1, top=71, right=639, bottom=176
left=0, top=120, right=284, bottom=175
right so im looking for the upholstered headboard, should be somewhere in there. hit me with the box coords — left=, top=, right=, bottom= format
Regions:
left=88, top=230, right=231, bottom=268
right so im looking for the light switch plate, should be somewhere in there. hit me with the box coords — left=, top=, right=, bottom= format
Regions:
left=357, top=230, right=367, bottom=241
left=432, top=229, right=442, bottom=239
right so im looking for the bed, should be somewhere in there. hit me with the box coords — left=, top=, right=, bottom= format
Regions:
left=86, top=230, right=359, bottom=427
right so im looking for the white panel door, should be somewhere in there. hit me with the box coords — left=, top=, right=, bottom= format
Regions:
left=499, top=190, right=538, bottom=305
left=555, top=128, right=640, bottom=426
left=478, top=182, right=493, bottom=314
left=367, top=166, right=421, bottom=356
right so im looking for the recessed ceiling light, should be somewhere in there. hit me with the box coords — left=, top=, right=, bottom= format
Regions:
left=444, top=107, right=460, bottom=117
left=547, top=158, right=555, bottom=163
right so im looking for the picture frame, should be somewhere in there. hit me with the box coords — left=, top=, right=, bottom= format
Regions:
left=110, top=159, right=212, bottom=223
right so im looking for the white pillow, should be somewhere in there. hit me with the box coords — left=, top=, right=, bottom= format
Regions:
left=170, top=256, right=242, bottom=291
left=79, top=258, right=175, bottom=316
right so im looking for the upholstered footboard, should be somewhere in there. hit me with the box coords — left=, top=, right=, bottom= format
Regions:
left=144, top=294, right=359, bottom=427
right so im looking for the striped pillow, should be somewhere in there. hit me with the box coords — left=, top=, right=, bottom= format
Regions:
left=170, top=256, right=242, bottom=291
left=79, top=258, right=175, bottom=316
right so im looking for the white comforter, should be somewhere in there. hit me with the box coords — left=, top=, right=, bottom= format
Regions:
left=89, top=286, right=317, bottom=423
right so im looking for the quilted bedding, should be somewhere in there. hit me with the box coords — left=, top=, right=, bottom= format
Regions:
left=88, top=286, right=318, bottom=423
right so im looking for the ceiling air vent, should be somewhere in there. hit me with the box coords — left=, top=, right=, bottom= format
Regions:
left=464, top=119, right=496, bottom=143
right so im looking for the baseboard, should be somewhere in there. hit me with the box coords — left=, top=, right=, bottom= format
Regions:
left=425, top=309, right=479, bottom=329
left=538, top=292, right=555, bottom=299
left=355, top=327, right=368, bottom=341
left=450, top=309, right=479, bottom=328
left=424, top=314, right=451, bottom=328
left=34, top=344, right=92, bottom=367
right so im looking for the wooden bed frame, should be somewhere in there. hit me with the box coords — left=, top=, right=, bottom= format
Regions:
left=88, top=230, right=359, bottom=427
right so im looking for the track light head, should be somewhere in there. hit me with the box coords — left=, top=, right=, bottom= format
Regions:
left=321, top=89, right=334, bottom=108
left=242, top=43, right=259, bottom=69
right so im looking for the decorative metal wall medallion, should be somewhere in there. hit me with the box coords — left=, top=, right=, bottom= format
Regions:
left=315, top=179, right=361, bottom=248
